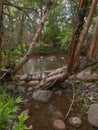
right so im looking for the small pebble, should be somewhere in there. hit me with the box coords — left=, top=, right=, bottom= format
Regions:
left=68, top=117, right=82, bottom=128
left=53, top=110, right=64, bottom=119
left=35, top=104, right=42, bottom=110
left=53, top=119, right=66, bottom=130
left=28, top=87, right=33, bottom=91
left=21, top=109, right=29, bottom=116
left=29, top=125, right=33, bottom=130
left=23, top=99, right=29, bottom=105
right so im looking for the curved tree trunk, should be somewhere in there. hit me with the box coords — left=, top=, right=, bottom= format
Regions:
left=73, top=0, right=98, bottom=69
left=88, top=16, right=98, bottom=60
left=0, top=0, right=3, bottom=68
left=12, top=1, right=52, bottom=76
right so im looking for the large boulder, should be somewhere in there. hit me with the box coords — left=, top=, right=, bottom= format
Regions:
left=32, top=90, right=52, bottom=103
left=88, top=104, right=98, bottom=128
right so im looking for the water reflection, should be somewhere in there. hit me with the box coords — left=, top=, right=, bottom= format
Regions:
left=21, top=54, right=66, bottom=74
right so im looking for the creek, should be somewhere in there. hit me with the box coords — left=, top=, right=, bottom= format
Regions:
left=19, top=54, right=67, bottom=75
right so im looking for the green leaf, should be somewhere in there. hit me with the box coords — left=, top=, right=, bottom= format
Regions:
left=15, top=97, right=23, bottom=104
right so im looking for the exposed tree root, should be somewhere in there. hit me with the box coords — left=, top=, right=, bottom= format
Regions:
left=36, top=66, right=68, bottom=90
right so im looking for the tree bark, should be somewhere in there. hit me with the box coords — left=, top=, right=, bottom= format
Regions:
left=36, top=66, right=68, bottom=90
left=12, top=1, right=52, bottom=76
left=0, top=0, right=3, bottom=69
left=93, top=36, right=98, bottom=58
left=73, top=0, right=98, bottom=69
left=88, top=17, right=98, bottom=60
left=67, top=0, right=88, bottom=75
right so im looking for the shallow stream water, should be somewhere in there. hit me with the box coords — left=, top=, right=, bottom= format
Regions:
left=20, top=54, right=67, bottom=74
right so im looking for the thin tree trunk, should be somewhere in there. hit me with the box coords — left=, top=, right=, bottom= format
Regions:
left=17, top=12, right=25, bottom=52
left=73, top=0, right=98, bottom=70
left=88, top=17, right=98, bottom=60
left=93, top=36, right=98, bottom=58
left=12, top=1, right=52, bottom=76
left=67, top=0, right=88, bottom=75
left=0, top=0, right=3, bottom=68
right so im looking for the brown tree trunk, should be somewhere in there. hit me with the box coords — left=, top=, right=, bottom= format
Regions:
left=93, top=36, right=98, bottom=58
left=0, top=0, right=3, bottom=68
left=88, top=17, right=98, bottom=60
left=73, top=0, right=98, bottom=70
left=12, top=1, right=52, bottom=76
left=67, top=0, right=88, bottom=75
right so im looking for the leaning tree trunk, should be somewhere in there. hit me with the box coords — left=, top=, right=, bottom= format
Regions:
left=0, top=0, right=3, bottom=68
left=66, top=0, right=88, bottom=75
left=73, top=0, right=98, bottom=70
left=12, top=1, right=52, bottom=76
left=88, top=16, right=98, bottom=60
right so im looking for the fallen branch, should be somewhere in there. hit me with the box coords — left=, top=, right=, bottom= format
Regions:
left=0, top=69, right=11, bottom=82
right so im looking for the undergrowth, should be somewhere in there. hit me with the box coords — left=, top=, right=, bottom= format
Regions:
left=0, top=84, right=29, bottom=130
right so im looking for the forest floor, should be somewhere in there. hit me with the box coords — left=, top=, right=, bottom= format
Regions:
left=5, top=64, right=98, bottom=130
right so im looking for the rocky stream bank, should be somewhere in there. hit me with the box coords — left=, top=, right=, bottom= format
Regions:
left=7, top=66, right=98, bottom=130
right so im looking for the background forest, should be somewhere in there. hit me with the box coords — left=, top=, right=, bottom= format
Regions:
left=1, top=0, right=97, bottom=69
left=2, top=0, right=84, bottom=67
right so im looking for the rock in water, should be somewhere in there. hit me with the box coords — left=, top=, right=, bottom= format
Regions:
left=52, top=119, right=66, bottom=130
left=32, top=90, right=52, bottom=103
left=88, top=104, right=98, bottom=128
left=68, top=117, right=82, bottom=128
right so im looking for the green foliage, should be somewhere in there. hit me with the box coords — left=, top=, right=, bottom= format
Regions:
left=75, top=80, right=90, bottom=117
left=57, top=25, right=73, bottom=50
left=9, top=44, right=27, bottom=56
left=2, top=44, right=27, bottom=68
left=13, top=115, right=29, bottom=130
left=76, top=96, right=90, bottom=117
left=0, top=88, right=29, bottom=130
left=35, top=46, right=66, bottom=54
left=76, top=80, right=86, bottom=91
